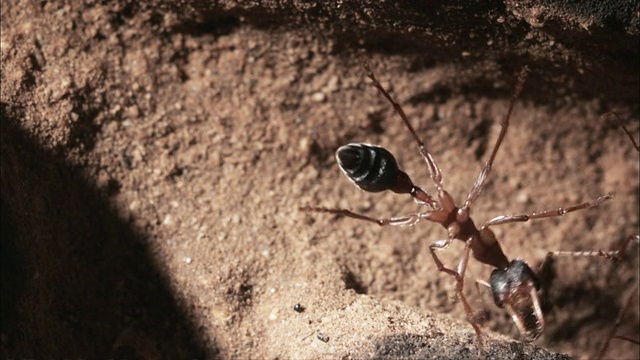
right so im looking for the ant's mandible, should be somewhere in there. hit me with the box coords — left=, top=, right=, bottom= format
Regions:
left=300, top=53, right=619, bottom=345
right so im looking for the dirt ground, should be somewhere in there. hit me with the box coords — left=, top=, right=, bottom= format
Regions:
left=1, top=1, right=639, bottom=359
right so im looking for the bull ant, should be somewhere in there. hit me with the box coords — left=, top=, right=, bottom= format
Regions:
left=300, top=54, right=631, bottom=346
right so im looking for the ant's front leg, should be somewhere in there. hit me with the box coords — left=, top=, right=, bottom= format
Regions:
left=429, top=236, right=484, bottom=348
left=545, top=234, right=639, bottom=262
left=481, top=195, right=634, bottom=264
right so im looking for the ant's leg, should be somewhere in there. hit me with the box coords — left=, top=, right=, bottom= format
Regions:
left=429, top=237, right=484, bottom=347
left=456, top=239, right=485, bottom=346
left=299, top=206, right=448, bottom=227
left=460, top=67, right=529, bottom=212
left=483, top=195, right=628, bottom=261
left=597, top=282, right=640, bottom=360
left=594, top=113, right=639, bottom=358
left=357, top=51, right=444, bottom=191
left=473, top=279, right=492, bottom=324
left=600, top=111, right=640, bottom=152
left=620, top=123, right=640, bottom=152
left=476, top=279, right=491, bottom=289
left=482, top=194, right=612, bottom=228
left=545, top=234, right=639, bottom=262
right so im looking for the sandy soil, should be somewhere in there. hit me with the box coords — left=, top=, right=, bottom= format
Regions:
left=1, top=1, right=638, bottom=359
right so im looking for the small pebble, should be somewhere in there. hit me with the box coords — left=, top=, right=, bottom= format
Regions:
left=311, top=92, right=326, bottom=103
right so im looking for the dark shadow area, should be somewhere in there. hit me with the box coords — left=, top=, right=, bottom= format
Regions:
left=341, top=267, right=368, bottom=295
left=373, top=333, right=433, bottom=359
left=544, top=284, right=625, bottom=343
left=537, top=256, right=632, bottom=344
left=371, top=333, right=571, bottom=360
left=0, top=107, right=212, bottom=358
left=178, top=0, right=639, bottom=110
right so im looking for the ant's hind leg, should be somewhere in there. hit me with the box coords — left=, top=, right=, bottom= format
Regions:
left=300, top=206, right=448, bottom=227
left=460, top=67, right=530, bottom=212
left=357, top=50, right=445, bottom=192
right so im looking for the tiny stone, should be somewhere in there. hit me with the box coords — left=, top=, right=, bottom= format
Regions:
left=317, top=333, right=329, bottom=343
left=516, top=191, right=529, bottom=204
left=311, top=92, right=326, bottom=103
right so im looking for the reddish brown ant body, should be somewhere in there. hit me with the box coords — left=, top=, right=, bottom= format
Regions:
left=301, top=55, right=625, bottom=345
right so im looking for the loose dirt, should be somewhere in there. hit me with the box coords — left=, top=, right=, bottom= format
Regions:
left=2, top=1, right=638, bottom=359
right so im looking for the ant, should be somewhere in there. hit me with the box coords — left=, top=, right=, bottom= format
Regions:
left=300, top=53, right=623, bottom=346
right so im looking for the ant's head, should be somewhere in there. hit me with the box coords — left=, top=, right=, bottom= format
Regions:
left=336, top=143, right=414, bottom=194
left=489, top=259, right=544, bottom=342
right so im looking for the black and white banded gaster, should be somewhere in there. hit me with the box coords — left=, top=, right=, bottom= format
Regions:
left=337, top=143, right=409, bottom=193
